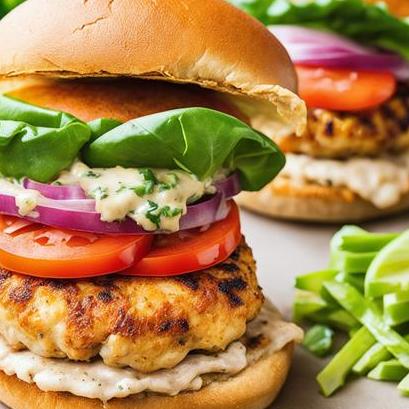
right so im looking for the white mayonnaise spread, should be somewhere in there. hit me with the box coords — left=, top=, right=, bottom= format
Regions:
left=0, top=304, right=302, bottom=402
left=0, top=178, right=41, bottom=216
left=56, top=162, right=215, bottom=232
left=282, top=152, right=409, bottom=208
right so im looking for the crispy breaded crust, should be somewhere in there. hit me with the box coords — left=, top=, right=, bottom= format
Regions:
left=238, top=179, right=409, bottom=223
left=278, top=84, right=409, bottom=158
left=0, top=240, right=264, bottom=373
left=0, top=342, right=293, bottom=409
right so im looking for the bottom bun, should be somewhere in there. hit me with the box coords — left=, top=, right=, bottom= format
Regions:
left=0, top=343, right=293, bottom=409
left=238, top=179, right=409, bottom=223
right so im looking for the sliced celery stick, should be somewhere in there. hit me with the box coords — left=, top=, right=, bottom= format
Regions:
left=330, top=226, right=368, bottom=270
left=353, top=343, right=392, bottom=375
left=340, top=233, right=399, bottom=253
left=293, top=289, right=328, bottom=321
left=339, top=251, right=377, bottom=274
left=303, top=325, right=334, bottom=357
left=308, top=309, right=360, bottom=332
left=369, top=360, right=408, bottom=382
left=384, top=292, right=409, bottom=326
left=398, top=372, right=409, bottom=395
left=336, top=272, right=365, bottom=293
left=317, top=327, right=376, bottom=397
left=324, top=281, right=409, bottom=369
left=296, top=270, right=338, bottom=293
left=365, top=229, right=409, bottom=298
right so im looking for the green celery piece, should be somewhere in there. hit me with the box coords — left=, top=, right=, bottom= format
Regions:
left=330, top=226, right=378, bottom=274
left=398, top=372, right=409, bottom=395
left=317, top=327, right=376, bottom=397
left=308, top=309, right=360, bottom=333
left=336, top=272, right=365, bottom=293
left=340, top=233, right=399, bottom=253
left=334, top=251, right=377, bottom=274
left=353, top=334, right=409, bottom=375
left=303, top=325, right=334, bottom=358
left=369, top=360, right=408, bottom=382
left=293, top=290, right=328, bottom=321
left=365, top=229, right=409, bottom=298
left=384, top=292, right=409, bottom=326
left=330, top=226, right=366, bottom=268
left=295, top=270, right=338, bottom=293
left=353, top=343, right=392, bottom=375
left=324, top=281, right=409, bottom=369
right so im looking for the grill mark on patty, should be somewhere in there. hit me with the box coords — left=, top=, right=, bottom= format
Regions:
left=97, top=290, right=114, bottom=303
left=66, top=295, right=99, bottom=343
left=9, top=279, right=34, bottom=304
left=325, top=120, right=334, bottom=137
left=159, top=319, right=190, bottom=334
left=229, top=248, right=240, bottom=261
left=218, top=263, right=240, bottom=273
left=218, top=278, right=247, bottom=307
left=113, top=304, right=190, bottom=338
left=174, top=275, right=200, bottom=291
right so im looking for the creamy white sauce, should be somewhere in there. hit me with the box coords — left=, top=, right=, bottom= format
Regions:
left=0, top=304, right=303, bottom=402
left=57, top=162, right=215, bottom=232
left=282, top=152, right=409, bottom=208
left=0, top=178, right=41, bottom=216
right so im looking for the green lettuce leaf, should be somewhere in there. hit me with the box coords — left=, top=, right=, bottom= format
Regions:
left=0, top=95, right=91, bottom=182
left=0, top=95, right=284, bottom=190
left=229, top=0, right=409, bottom=60
left=0, top=0, right=24, bottom=18
left=83, top=108, right=285, bottom=191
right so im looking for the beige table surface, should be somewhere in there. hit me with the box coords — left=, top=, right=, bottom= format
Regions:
left=2, top=209, right=409, bottom=409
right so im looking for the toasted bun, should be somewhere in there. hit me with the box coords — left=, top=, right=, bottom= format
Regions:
left=0, top=343, right=293, bottom=409
left=238, top=179, right=409, bottom=223
left=8, top=79, right=247, bottom=123
left=0, top=0, right=306, bottom=138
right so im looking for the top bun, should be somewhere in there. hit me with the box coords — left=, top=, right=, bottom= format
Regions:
left=0, top=0, right=306, bottom=138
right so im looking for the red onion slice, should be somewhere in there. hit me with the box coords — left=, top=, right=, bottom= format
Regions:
left=23, top=179, right=87, bottom=200
left=23, top=172, right=241, bottom=201
left=5, top=173, right=241, bottom=234
left=270, top=25, right=409, bottom=80
left=0, top=192, right=230, bottom=235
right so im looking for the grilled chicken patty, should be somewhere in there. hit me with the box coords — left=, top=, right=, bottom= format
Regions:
left=0, top=239, right=263, bottom=373
left=278, top=83, right=409, bottom=158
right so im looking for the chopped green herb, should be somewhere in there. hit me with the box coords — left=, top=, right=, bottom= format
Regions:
left=84, top=170, right=101, bottom=178
left=161, top=206, right=183, bottom=218
left=91, top=186, right=108, bottom=200
left=159, top=172, right=180, bottom=191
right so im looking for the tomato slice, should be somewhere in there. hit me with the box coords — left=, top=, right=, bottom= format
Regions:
left=296, top=66, right=397, bottom=111
left=125, top=201, right=242, bottom=277
left=0, top=216, right=152, bottom=278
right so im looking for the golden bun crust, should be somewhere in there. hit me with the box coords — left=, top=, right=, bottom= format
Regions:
left=0, top=343, right=293, bottom=409
left=238, top=179, right=409, bottom=223
left=8, top=79, right=247, bottom=123
left=0, top=0, right=306, bottom=137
